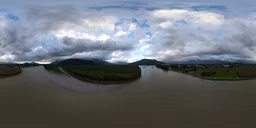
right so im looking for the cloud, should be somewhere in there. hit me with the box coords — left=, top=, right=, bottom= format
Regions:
left=0, top=2, right=255, bottom=63
left=190, top=5, right=227, bottom=12
left=0, top=5, right=136, bottom=61
left=147, top=9, right=256, bottom=62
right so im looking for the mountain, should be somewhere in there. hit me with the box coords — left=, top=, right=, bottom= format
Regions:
left=29, top=62, right=40, bottom=65
left=114, top=61, right=129, bottom=65
left=129, top=59, right=166, bottom=65
left=0, top=62, right=16, bottom=65
left=51, top=58, right=111, bottom=65
left=51, top=60, right=62, bottom=65
left=168, top=59, right=255, bottom=65
left=90, top=59, right=112, bottom=65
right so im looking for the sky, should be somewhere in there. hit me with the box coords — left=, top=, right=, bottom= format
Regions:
left=0, top=0, right=256, bottom=63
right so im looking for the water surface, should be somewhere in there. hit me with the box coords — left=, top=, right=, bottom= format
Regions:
left=0, top=66, right=255, bottom=127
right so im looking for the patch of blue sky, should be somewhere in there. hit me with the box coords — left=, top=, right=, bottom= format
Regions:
left=114, top=19, right=124, bottom=26
left=145, top=7, right=160, bottom=11
left=131, top=18, right=139, bottom=24
left=131, top=18, right=150, bottom=28
left=195, top=26, right=201, bottom=31
left=174, top=20, right=187, bottom=25
left=190, top=5, right=227, bottom=12
left=146, top=32, right=152, bottom=37
left=89, top=4, right=160, bottom=11
left=216, top=31, right=224, bottom=37
left=140, top=20, right=150, bottom=28
left=122, top=1, right=147, bottom=6
left=89, top=5, right=140, bottom=11
left=5, top=13, right=20, bottom=21
left=127, top=32, right=134, bottom=40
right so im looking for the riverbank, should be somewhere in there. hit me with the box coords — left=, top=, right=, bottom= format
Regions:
left=44, top=65, right=141, bottom=84
left=0, top=67, right=23, bottom=78
left=44, top=65, right=62, bottom=73
left=169, top=68, right=256, bottom=81
left=155, top=64, right=169, bottom=71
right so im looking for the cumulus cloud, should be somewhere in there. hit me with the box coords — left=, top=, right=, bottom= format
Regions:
left=0, top=5, right=136, bottom=61
left=145, top=9, right=256, bottom=62
left=0, top=2, right=255, bottom=63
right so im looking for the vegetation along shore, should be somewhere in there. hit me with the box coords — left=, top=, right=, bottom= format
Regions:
left=0, top=67, right=22, bottom=78
left=44, top=65, right=141, bottom=84
left=156, top=64, right=256, bottom=81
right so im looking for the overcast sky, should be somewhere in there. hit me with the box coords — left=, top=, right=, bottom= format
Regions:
left=0, top=0, right=255, bottom=63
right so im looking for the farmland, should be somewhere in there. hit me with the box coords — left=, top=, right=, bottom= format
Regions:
left=169, top=64, right=256, bottom=80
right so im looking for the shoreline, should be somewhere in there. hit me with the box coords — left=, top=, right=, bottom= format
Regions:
left=55, top=67, right=141, bottom=85
left=68, top=73, right=141, bottom=85
left=0, top=68, right=23, bottom=79
left=169, top=69, right=256, bottom=81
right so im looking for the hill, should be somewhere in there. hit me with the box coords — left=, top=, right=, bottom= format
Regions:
left=113, top=61, right=129, bottom=65
left=51, top=58, right=111, bottom=65
left=19, top=62, right=40, bottom=67
left=129, top=59, right=166, bottom=65
left=0, top=62, right=16, bottom=65
left=29, top=62, right=40, bottom=65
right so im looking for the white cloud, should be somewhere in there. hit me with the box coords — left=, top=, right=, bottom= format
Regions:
left=114, top=30, right=127, bottom=37
left=129, top=23, right=137, bottom=31
left=55, top=30, right=111, bottom=41
left=0, top=4, right=255, bottom=63
left=152, top=9, right=189, bottom=19
left=82, top=16, right=118, bottom=31
left=159, top=21, right=171, bottom=28
left=0, top=53, right=14, bottom=61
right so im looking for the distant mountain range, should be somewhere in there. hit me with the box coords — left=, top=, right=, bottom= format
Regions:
left=50, top=58, right=256, bottom=66
left=129, top=59, right=166, bottom=65
left=0, top=58, right=249, bottom=66
left=113, top=61, right=129, bottom=65
left=22, top=62, right=40, bottom=65
left=50, top=58, right=166, bottom=66
left=0, top=62, right=16, bottom=65
left=51, top=58, right=111, bottom=65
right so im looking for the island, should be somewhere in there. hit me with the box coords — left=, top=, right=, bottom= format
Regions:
left=44, top=59, right=141, bottom=84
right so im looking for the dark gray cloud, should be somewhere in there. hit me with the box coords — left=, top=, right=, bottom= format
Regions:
left=24, top=5, right=84, bottom=33
left=0, top=5, right=134, bottom=61
left=152, top=16, right=256, bottom=62
left=0, top=2, right=255, bottom=62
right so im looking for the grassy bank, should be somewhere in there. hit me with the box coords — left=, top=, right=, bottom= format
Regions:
left=155, top=64, right=169, bottom=71
left=44, top=65, right=141, bottom=84
left=0, top=67, right=22, bottom=78
left=44, top=65, right=62, bottom=73
left=169, top=65, right=256, bottom=81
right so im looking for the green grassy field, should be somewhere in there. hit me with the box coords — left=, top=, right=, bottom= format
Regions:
left=188, top=71, right=238, bottom=79
left=44, top=65, right=141, bottom=84
left=169, top=65, right=256, bottom=80
left=207, top=72, right=237, bottom=78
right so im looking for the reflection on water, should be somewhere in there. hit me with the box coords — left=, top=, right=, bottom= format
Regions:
left=45, top=66, right=159, bottom=93
left=45, top=71, right=130, bottom=93
left=0, top=66, right=256, bottom=127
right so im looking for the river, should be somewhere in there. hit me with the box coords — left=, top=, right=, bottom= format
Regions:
left=0, top=66, right=255, bottom=127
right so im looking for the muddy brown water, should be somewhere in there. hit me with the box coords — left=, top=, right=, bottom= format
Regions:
left=0, top=66, right=255, bottom=127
